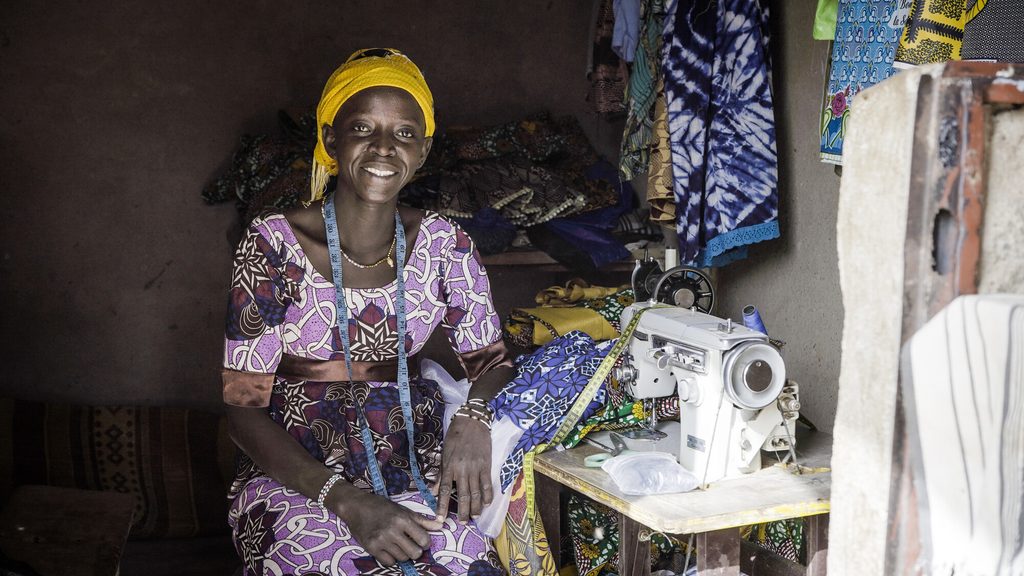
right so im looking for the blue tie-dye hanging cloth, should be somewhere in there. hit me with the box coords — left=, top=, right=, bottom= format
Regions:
left=661, top=0, right=781, bottom=267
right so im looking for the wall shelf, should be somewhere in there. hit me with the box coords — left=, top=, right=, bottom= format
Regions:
left=481, top=250, right=635, bottom=272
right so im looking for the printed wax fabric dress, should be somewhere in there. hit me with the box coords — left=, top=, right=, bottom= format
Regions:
left=222, top=210, right=507, bottom=576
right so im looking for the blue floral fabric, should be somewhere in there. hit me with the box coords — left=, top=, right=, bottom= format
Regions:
left=821, top=0, right=908, bottom=164
left=661, top=0, right=780, bottom=268
left=490, top=331, right=615, bottom=490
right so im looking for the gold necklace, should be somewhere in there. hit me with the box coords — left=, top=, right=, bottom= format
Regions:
left=341, top=235, right=395, bottom=269
left=322, top=201, right=397, bottom=269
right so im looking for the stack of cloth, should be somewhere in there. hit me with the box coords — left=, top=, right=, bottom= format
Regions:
left=401, top=113, right=662, bottom=272
left=201, top=111, right=316, bottom=223
left=202, top=110, right=663, bottom=272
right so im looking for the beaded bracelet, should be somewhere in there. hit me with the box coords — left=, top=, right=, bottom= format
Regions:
left=464, top=398, right=491, bottom=409
left=316, top=473, right=344, bottom=508
left=462, top=398, right=492, bottom=415
left=459, top=399, right=493, bottom=418
left=454, top=398, right=494, bottom=430
left=454, top=410, right=492, bottom=430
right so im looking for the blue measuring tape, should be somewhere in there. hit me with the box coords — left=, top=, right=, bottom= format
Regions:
left=323, top=197, right=437, bottom=575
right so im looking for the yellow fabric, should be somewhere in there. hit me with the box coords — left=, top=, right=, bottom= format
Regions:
left=895, top=0, right=967, bottom=66
left=646, top=78, right=675, bottom=224
left=493, top=471, right=557, bottom=575
left=535, top=279, right=630, bottom=307
left=510, top=307, right=618, bottom=346
left=310, top=48, right=435, bottom=201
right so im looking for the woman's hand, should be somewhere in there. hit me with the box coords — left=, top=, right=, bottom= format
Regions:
left=342, top=492, right=442, bottom=567
left=434, top=415, right=493, bottom=522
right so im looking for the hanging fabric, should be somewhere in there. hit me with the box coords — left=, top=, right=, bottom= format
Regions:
left=895, top=0, right=967, bottom=67
left=661, top=0, right=780, bottom=267
left=821, top=0, right=910, bottom=164
left=619, top=0, right=669, bottom=181
left=813, top=0, right=840, bottom=40
left=612, top=0, right=643, bottom=62
left=588, top=0, right=629, bottom=116
left=961, top=0, right=1024, bottom=63
left=646, top=78, right=675, bottom=225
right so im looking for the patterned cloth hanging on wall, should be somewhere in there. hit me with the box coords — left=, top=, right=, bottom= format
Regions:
left=820, top=0, right=910, bottom=164
left=814, top=0, right=840, bottom=40
left=895, top=0, right=967, bottom=66
left=588, top=0, right=628, bottom=116
left=661, top=0, right=780, bottom=267
left=960, top=0, right=1024, bottom=62
left=646, top=78, right=675, bottom=225
left=619, top=0, right=668, bottom=181
left=892, top=0, right=1024, bottom=66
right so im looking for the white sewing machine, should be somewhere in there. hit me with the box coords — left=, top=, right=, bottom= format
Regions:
left=603, top=302, right=799, bottom=485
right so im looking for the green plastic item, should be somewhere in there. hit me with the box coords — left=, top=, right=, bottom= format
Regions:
left=814, top=0, right=839, bottom=40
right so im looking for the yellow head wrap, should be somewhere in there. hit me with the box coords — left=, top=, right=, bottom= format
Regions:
left=310, top=48, right=435, bottom=203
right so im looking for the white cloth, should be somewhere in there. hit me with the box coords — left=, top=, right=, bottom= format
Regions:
left=419, top=359, right=524, bottom=537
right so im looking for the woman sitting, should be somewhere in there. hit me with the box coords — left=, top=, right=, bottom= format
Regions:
left=221, top=48, right=513, bottom=575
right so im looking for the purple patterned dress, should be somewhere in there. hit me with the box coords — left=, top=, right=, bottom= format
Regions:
left=222, top=210, right=508, bottom=575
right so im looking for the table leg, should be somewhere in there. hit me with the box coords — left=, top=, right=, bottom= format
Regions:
left=697, top=528, right=740, bottom=575
left=535, top=473, right=562, bottom=567
left=805, top=514, right=829, bottom=576
left=618, top=514, right=651, bottom=576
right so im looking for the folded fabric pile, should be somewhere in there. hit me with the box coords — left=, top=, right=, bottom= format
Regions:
left=203, top=111, right=661, bottom=271
left=503, top=278, right=634, bottom=347
left=404, top=113, right=661, bottom=267
left=201, top=111, right=316, bottom=223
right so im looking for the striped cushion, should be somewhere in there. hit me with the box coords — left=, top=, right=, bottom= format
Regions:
left=5, top=400, right=234, bottom=539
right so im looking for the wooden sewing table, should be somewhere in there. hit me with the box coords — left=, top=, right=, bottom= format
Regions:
left=534, top=431, right=832, bottom=576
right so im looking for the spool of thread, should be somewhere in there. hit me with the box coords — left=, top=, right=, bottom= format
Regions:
left=664, top=248, right=679, bottom=271
left=742, top=305, right=768, bottom=335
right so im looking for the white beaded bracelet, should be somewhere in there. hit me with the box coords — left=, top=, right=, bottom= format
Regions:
left=316, top=473, right=344, bottom=508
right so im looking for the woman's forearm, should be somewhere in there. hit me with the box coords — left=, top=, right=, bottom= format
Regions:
left=225, top=405, right=361, bottom=515
left=466, top=365, right=514, bottom=403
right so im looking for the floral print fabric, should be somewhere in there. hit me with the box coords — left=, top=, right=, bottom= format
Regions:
left=489, top=332, right=615, bottom=491
left=223, top=209, right=505, bottom=574
left=821, top=0, right=909, bottom=163
left=568, top=493, right=689, bottom=575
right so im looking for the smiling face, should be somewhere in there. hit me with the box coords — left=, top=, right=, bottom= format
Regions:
left=323, top=86, right=433, bottom=206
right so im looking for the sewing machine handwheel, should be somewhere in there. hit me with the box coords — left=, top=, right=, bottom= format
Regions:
left=723, top=341, right=786, bottom=410
left=631, top=258, right=663, bottom=302
left=652, top=266, right=715, bottom=313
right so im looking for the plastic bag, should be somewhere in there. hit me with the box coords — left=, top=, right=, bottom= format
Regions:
left=601, top=452, right=699, bottom=495
left=418, top=359, right=524, bottom=537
